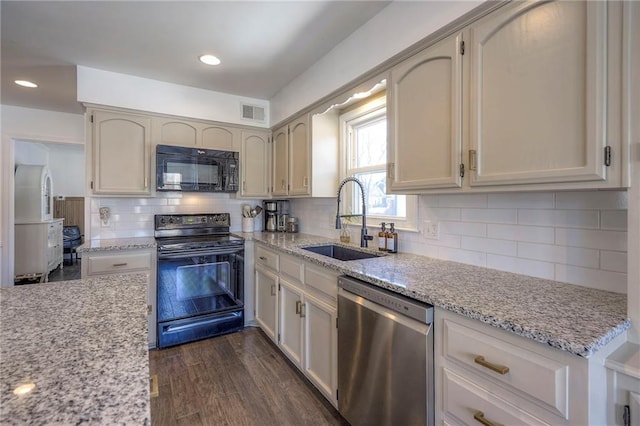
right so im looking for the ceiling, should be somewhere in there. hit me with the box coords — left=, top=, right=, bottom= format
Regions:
left=1, top=1, right=391, bottom=114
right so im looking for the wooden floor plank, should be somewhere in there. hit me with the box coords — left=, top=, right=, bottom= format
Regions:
left=149, top=327, right=344, bottom=425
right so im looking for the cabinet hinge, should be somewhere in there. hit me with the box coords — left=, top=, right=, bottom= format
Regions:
left=336, top=317, right=338, bottom=328
left=90, top=181, right=94, bottom=190
left=459, top=163, right=465, bottom=178
left=387, top=163, right=395, bottom=180
left=460, top=41, right=465, bottom=55
left=336, top=389, right=339, bottom=401
left=623, top=405, right=630, bottom=426
left=278, top=283, right=281, bottom=291
left=277, top=333, right=280, bottom=343
left=604, top=146, right=612, bottom=167
left=90, top=114, right=94, bottom=123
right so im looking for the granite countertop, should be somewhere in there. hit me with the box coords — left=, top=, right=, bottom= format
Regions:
left=77, top=237, right=156, bottom=253
left=250, top=232, right=630, bottom=358
left=0, top=274, right=150, bottom=425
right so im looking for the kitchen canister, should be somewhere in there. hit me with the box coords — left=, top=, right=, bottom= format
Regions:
left=242, top=217, right=254, bottom=233
left=286, top=217, right=299, bottom=233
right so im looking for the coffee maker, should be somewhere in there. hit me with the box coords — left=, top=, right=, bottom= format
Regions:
left=263, top=200, right=289, bottom=232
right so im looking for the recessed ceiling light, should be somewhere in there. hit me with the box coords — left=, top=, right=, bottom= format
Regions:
left=199, top=55, right=221, bottom=66
left=15, top=80, right=38, bottom=88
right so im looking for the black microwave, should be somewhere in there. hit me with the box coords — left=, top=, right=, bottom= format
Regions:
left=156, top=144, right=239, bottom=192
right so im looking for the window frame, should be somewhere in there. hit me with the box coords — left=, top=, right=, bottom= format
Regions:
left=339, top=96, right=418, bottom=231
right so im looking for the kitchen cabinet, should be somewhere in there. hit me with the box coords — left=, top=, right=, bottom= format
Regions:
left=271, top=125, right=289, bottom=197
left=436, top=308, right=621, bottom=425
left=238, top=130, right=270, bottom=198
left=254, top=243, right=338, bottom=406
left=388, top=32, right=464, bottom=191
left=254, top=265, right=279, bottom=343
left=387, top=0, right=627, bottom=194
left=152, top=116, right=240, bottom=151
left=14, top=219, right=63, bottom=282
left=89, top=108, right=152, bottom=195
left=81, top=248, right=157, bottom=348
left=288, top=115, right=311, bottom=196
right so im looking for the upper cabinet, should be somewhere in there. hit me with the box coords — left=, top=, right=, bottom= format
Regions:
left=387, top=0, right=627, bottom=194
left=90, top=109, right=152, bottom=195
left=388, top=33, right=464, bottom=192
left=153, top=117, right=240, bottom=151
left=288, top=115, right=311, bottom=196
left=239, top=130, right=270, bottom=198
left=467, top=0, right=612, bottom=187
left=272, top=125, right=289, bottom=197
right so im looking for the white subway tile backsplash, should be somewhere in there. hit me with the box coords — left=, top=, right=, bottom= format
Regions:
left=487, top=254, right=555, bottom=280
left=600, top=210, right=628, bottom=231
left=437, top=247, right=486, bottom=267
left=555, top=191, right=628, bottom=210
left=488, top=224, right=555, bottom=244
left=440, top=221, right=487, bottom=237
left=422, top=234, right=461, bottom=248
left=517, top=209, right=599, bottom=229
left=555, top=228, right=627, bottom=251
left=488, top=192, right=555, bottom=209
left=517, top=242, right=600, bottom=268
left=555, top=265, right=627, bottom=293
left=462, top=236, right=517, bottom=256
left=600, top=251, right=627, bottom=273
left=461, top=208, right=517, bottom=224
left=438, top=194, right=488, bottom=208
left=423, top=207, right=460, bottom=221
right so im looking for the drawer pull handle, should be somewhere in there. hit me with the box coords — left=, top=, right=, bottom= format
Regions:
left=474, top=355, right=509, bottom=375
left=270, top=284, right=276, bottom=296
left=295, top=300, right=302, bottom=314
left=113, top=262, right=128, bottom=267
left=473, top=410, right=496, bottom=426
left=259, top=256, right=267, bottom=261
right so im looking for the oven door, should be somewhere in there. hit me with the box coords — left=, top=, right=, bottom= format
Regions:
left=157, top=246, right=244, bottom=347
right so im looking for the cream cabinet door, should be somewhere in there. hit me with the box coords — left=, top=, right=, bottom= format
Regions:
left=289, top=115, right=311, bottom=196
left=272, top=125, right=289, bottom=197
left=278, top=279, right=304, bottom=369
left=239, top=130, right=270, bottom=198
left=201, top=124, right=239, bottom=151
left=303, top=293, right=338, bottom=406
left=155, top=118, right=198, bottom=146
left=468, top=1, right=608, bottom=186
left=255, top=266, right=278, bottom=343
left=388, top=32, right=464, bottom=191
left=92, top=110, right=151, bottom=195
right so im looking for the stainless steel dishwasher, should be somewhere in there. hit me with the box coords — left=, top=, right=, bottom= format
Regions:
left=338, top=275, right=434, bottom=426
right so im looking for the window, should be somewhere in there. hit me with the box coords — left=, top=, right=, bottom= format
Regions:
left=340, top=96, right=417, bottom=230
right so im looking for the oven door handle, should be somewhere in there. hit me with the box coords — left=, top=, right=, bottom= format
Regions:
left=158, top=247, right=243, bottom=259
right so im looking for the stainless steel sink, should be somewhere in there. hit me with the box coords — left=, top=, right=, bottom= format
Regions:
left=301, top=244, right=382, bottom=261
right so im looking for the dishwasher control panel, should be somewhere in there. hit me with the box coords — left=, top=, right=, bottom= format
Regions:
left=338, top=276, right=433, bottom=324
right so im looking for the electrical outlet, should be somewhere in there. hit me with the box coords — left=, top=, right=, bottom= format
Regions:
left=423, top=220, right=440, bottom=240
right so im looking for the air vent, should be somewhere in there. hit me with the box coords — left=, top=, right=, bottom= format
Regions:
left=241, top=103, right=265, bottom=122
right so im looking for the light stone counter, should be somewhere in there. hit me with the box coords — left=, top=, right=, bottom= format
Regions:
left=0, top=274, right=150, bottom=425
left=77, top=237, right=156, bottom=253
left=248, top=231, right=629, bottom=358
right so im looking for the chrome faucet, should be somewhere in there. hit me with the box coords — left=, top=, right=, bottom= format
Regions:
left=335, top=177, right=373, bottom=248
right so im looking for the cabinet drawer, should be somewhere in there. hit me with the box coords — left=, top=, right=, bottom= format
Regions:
left=280, top=253, right=303, bottom=284
left=443, top=369, right=547, bottom=426
left=256, top=245, right=279, bottom=271
left=87, top=252, right=151, bottom=275
left=304, top=264, right=338, bottom=302
left=444, top=319, right=569, bottom=418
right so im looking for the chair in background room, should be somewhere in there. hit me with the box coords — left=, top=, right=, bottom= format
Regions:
left=62, top=225, right=82, bottom=265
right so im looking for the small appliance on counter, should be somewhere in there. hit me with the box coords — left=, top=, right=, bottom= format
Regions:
left=286, top=217, right=299, bottom=233
left=263, top=200, right=290, bottom=232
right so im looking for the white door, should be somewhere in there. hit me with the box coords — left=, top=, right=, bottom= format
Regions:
left=468, top=0, right=608, bottom=186
left=278, top=279, right=304, bottom=368
left=388, top=32, right=464, bottom=191
left=255, top=266, right=278, bottom=342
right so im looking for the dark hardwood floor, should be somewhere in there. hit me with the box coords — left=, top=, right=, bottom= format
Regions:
left=149, top=327, right=347, bottom=426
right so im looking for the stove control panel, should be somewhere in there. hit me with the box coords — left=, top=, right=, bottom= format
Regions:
left=155, top=213, right=230, bottom=229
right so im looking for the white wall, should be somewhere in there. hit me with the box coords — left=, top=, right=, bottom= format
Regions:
left=270, top=1, right=482, bottom=124
left=77, top=66, right=270, bottom=127
left=0, top=105, right=85, bottom=286
left=291, top=190, right=628, bottom=294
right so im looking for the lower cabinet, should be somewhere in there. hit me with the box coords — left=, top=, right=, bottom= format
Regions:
left=436, top=308, right=624, bottom=426
left=14, top=219, right=64, bottom=282
left=254, top=243, right=338, bottom=407
left=81, top=248, right=157, bottom=348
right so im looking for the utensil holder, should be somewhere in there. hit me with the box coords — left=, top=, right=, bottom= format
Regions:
left=242, top=217, right=254, bottom=233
